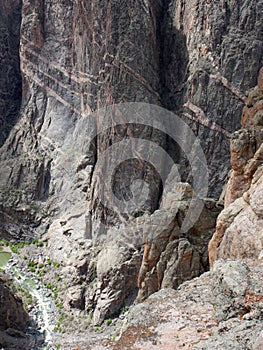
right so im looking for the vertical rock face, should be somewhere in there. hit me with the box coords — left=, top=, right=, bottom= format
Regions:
left=209, top=68, right=263, bottom=266
left=0, top=0, right=22, bottom=147
left=0, top=0, right=263, bottom=325
left=0, top=279, right=29, bottom=330
left=162, top=0, right=263, bottom=197
left=1, top=0, right=262, bottom=208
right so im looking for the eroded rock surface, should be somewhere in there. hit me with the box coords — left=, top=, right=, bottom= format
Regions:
left=112, top=260, right=263, bottom=350
left=163, top=0, right=263, bottom=197
left=137, top=182, right=221, bottom=301
left=1, top=0, right=263, bottom=233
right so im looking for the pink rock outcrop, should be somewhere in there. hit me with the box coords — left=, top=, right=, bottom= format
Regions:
left=209, top=68, right=263, bottom=266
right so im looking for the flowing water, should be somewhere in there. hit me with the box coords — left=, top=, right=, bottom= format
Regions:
left=4, top=258, right=57, bottom=349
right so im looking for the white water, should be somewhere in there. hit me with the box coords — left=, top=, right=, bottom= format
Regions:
left=5, top=262, right=57, bottom=349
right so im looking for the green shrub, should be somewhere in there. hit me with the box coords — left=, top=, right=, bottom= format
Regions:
left=46, top=282, right=54, bottom=290
left=27, top=261, right=37, bottom=268
left=105, top=318, right=112, bottom=326
left=10, top=245, right=19, bottom=254
left=0, top=239, right=9, bottom=246
left=17, top=242, right=25, bottom=249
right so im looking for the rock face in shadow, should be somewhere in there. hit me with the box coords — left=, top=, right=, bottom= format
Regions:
left=209, top=68, right=263, bottom=266
left=0, top=278, right=30, bottom=350
left=162, top=0, right=263, bottom=197
left=0, top=0, right=22, bottom=147
left=0, top=0, right=262, bottom=327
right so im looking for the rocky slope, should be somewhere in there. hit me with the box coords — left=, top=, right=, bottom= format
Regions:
left=0, top=0, right=262, bottom=349
left=112, top=259, right=263, bottom=350
left=1, top=0, right=262, bottom=228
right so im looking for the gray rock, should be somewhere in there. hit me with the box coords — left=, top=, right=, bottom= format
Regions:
left=0, top=0, right=262, bottom=338
left=116, top=259, right=263, bottom=350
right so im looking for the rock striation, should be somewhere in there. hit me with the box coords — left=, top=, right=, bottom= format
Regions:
left=162, top=0, right=263, bottom=197
left=1, top=0, right=263, bottom=229
left=0, top=0, right=262, bottom=339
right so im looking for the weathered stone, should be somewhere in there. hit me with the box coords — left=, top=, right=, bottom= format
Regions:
left=115, top=260, right=263, bottom=350
left=0, top=1, right=262, bottom=346
left=253, top=331, right=263, bottom=350
left=208, top=197, right=245, bottom=266
left=0, top=0, right=22, bottom=147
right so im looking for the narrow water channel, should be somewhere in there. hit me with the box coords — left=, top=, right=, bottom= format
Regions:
left=1, top=251, right=57, bottom=349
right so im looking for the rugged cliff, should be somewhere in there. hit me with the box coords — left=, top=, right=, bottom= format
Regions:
left=114, top=68, right=262, bottom=350
left=0, top=0, right=263, bottom=349
left=1, top=0, right=262, bottom=229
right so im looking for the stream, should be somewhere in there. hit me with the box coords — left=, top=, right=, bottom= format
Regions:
left=2, top=254, right=58, bottom=349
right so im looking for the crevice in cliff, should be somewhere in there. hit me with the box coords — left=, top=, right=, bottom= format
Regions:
left=157, top=0, right=189, bottom=112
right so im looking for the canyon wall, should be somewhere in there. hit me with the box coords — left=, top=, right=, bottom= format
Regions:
left=0, top=0, right=262, bottom=331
